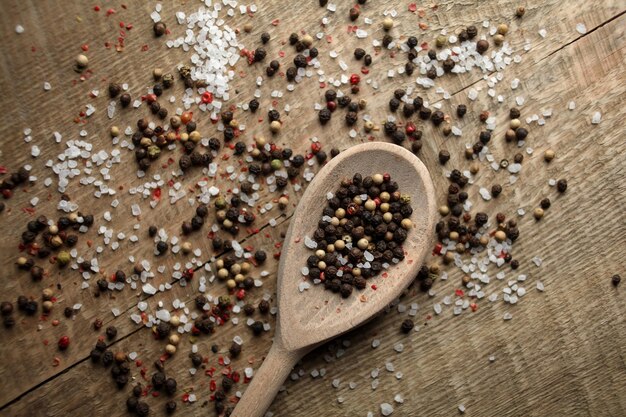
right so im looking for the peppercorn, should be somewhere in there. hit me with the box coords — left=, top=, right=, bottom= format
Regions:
left=281, top=67, right=294, bottom=82
left=438, top=150, right=450, bottom=165
left=510, top=259, right=520, bottom=270
left=491, top=184, right=502, bottom=198
left=389, top=98, right=400, bottom=112
left=229, top=342, right=241, bottom=357
left=431, top=111, right=445, bottom=126
left=156, top=241, right=169, bottom=255
left=165, top=400, right=177, bottom=414
left=516, top=6, right=526, bottom=17
left=106, top=326, right=118, bottom=340
left=345, top=112, right=358, bottom=126
left=476, top=39, right=489, bottom=54
left=294, top=54, right=307, bottom=68
left=317, top=108, right=332, bottom=125
left=108, top=83, right=121, bottom=98
left=400, top=319, right=414, bottom=333
left=353, top=48, right=366, bottom=60
left=136, top=402, right=150, bottom=417
left=382, top=34, right=393, bottom=48
left=466, top=25, right=478, bottom=39
left=349, top=7, right=359, bottom=21
left=557, top=179, right=568, bottom=193
left=612, top=274, right=622, bottom=287
left=154, top=21, right=167, bottom=37
left=364, top=54, right=372, bottom=66
left=443, top=57, right=455, bottom=72
left=419, top=107, right=432, bottom=120
left=405, top=62, right=415, bottom=75
left=411, top=140, right=423, bottom=154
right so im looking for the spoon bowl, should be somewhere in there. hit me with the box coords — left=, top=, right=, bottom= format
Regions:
left=233, top=142, right=437, bottom=417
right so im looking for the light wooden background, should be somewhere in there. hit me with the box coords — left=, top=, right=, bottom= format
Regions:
left=0, top=1, right=624, bottom=416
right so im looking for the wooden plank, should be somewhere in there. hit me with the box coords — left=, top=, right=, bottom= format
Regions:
left=0, top=0, right=624, bottom=415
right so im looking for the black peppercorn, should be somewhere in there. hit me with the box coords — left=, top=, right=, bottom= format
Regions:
left=286, top=66, right=297, bottom=81
left=612, top=274, right=621, bottom=287
left=165, top=378, right=177, bottom=395
left=401, top=319, right=414, bottom=333
left=491, top=184, right=502, bottom=198
left=515, top=128, right=528, bottom=141
left=229, top=342, right=241, bottom=358
left=345, top=111, right=358, bottom=126
left=540, top=198, right=551, bottom=209
left=108, top=83, right=121, bottom=98
left=254, top=48, right=267, bottom=62
left=126, top=397, right=139, bottom=412
left=438, top=150, right=450, bottom=165
left=467, top=25, right=478, bottom=39
left=349, top=7, right=359, bottom=21
left=431, top=110, right=445, bottom=126
left=389, top=98, right=400, bottom=112
left=136, top=402, right=150, bottom=417
left=354, top=48, right=366, bottom=60
left=248, top=98, right=259, bottom=113
left=476, top=39, right=489, bottom=54
left=318, top=108, right=332, bottom=125
left=443, top=57, right=455, bottom=72
left=402, top=103, right=416, bottom=117
left=382, top=34, right=392, bottom=47
left=156, top=240, right=169, bottom=255
left=294, top=54, right=307, bottom=68
left=260, top=32, right=270, bottom=44
left=419, top=107, right=432, bottom=120
left=154, top=22, right=167, bottom=37
left=364, top=54, right=372, bottom=66
left=479, top=131, right=491, bottom=144
left=405, top=62, right=415, bottom=75
left=556, top=179, right=568, bottom=193
left=258, top=299, right=270, bottom=314
left=289, top=33, right=299, bottom=45
left=106, top=326, right=117, bottom=340
left=166, top=400, right=177, bottom=414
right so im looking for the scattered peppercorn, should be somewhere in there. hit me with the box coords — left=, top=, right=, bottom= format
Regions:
left=153, top=22, right=167, bottom=37
left=401, top=319, right=414, bottom=333
left=612, top=274, right=621, bottom=287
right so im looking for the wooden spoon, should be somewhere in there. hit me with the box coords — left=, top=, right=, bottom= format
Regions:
left=232, top=142, right=437, bottom=417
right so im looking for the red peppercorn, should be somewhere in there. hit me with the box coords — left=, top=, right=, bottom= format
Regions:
left=181, top=111, right=193, bottom=124
left=311, top=142, right=322, bottom=154
left=145, top=93, right=157, bottom=103
left=236, top=289, right=246, bottom=300
left=201, top=92, right=214, bottom=104
left=383, top=173, right=391, bottom=182
left=349, top=74, right=360, bottom=85
left=58, top=335, right=70, bottom=350
left=346, top=203, right=358, bottom=216
left=326, top=101, right=337, bottom=112
left=405, top=122, right=416, bottom=135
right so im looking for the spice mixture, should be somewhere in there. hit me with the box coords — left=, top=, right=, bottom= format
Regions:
left=302, top=173, right=413, bottom=298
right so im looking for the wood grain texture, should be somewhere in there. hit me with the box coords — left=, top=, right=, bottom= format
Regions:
left=0, top=0, right=624, bottom=416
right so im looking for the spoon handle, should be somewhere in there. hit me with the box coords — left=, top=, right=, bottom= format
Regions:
left=232, top=343, right=304, bottom=417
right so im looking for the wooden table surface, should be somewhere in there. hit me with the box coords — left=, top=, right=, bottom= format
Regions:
left=0, top=1, right=624, bottom=416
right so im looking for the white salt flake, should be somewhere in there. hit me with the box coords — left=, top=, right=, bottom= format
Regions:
left=576, top=23, right=587, bottom=34
left=380, top=403, right=394, bottom=416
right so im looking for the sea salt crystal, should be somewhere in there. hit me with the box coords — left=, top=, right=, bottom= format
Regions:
left=433, top=303, right=442, bottom=315
left=568, top=101, right=576, bottom=110
left=143, top=284, right=157, bottom=295
left=576, top=23, right=587, bottom=34
left=538, top=28, right=547, bottom=38
left=394, top=394, right=404, bottom=404
left=15, top=25, right=24, bottom=34
left=459, top=405, right=466, bottom=413
left=394, top=343, right=404, bottom=352
left=503, top=312, right=513, bottom=320
left=31, top=145, right=40, bottom=157
left=591, top=112, right=602, bottom=124
left=380, top=403, right=394, bottom=416
left=536, top=281, right=545, bottom=292
left=532, top=256, right=542, bottom=266
left=372, top=339, right=380, bottom=348
left=304, top=236, right=317, bottom=249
